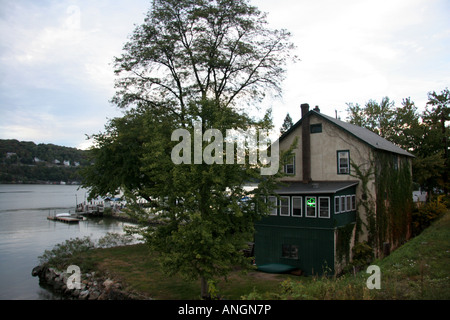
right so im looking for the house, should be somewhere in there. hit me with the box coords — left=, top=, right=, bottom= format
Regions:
left=254, top=103, right=414, bottom=275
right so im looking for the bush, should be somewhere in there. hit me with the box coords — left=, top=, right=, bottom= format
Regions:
left=38, top=233, right=136, bottom=269
left=96, top=232, right=135, bottom=248
left=412, top=196, right=447, bottom=235
left=38, top=236, right=95, bottom=268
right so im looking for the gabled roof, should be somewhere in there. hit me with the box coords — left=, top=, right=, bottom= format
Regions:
left=280, top=110, right=415, bottom=158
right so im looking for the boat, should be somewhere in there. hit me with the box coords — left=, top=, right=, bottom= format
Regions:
left=47, top=211, right=82, bottom=224
left=55, top=213, right=71, bottom=218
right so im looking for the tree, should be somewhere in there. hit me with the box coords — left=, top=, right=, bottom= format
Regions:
left=423, top=88, right=450, bottom=193
left=82, top=0, right=296, bottom=298
left=280, top=112, right=293, bottom=135
left=345, top=92, right=449, bottom=195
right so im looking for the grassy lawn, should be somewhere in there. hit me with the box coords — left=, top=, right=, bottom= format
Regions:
left=82, top=244, right=294, bottom=300
left=73, top=211, right=450, bottom=300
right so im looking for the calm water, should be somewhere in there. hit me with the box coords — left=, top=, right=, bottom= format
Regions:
left=0, top=184, right=133, bottom=300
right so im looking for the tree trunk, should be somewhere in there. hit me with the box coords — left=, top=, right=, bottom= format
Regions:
left=200, top=276, right=209, bottom=299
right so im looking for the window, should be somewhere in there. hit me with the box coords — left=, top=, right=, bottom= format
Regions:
left=337, top=150, right=350, bottom=174
left=351, top=195, right=356, bottom=211
left=282, top=244, right=298, bottom=259
left=284, top=155, right=295, bottom=175
left=268, top=196, right=277, bottom=216
left=335, top=197, right=340, bottom=214
left=340, top=195, right=346, bottom=212
left=346, top=196, right=351, bottom=212
left=319, top=197, right=330, bottom=218
left=310, top=123, right=322, bottom=133
left=292, top=196, right=302, bottom=217
left=305, top=196, right=317, bottom=217
left=280, top=196, right=290, bottom=216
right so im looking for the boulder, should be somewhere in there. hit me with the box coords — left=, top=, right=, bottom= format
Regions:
left=79, top=290, right=90, bottom=300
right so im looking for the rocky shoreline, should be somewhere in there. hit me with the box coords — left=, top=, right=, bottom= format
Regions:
left=31, top=264, right=148, bottom=300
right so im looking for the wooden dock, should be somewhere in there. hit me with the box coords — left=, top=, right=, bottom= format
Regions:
left=47, top=216, right=81, bottom=224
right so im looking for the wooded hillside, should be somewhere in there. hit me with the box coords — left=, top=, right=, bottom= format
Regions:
left=0, top=139, right=89, bottom=184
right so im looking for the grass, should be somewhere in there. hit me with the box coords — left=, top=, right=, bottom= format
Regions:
left=68, top=211, right=450, bottom=300
left=79, top=244, right=294, bottom=300
left=249, top=211, right=450, bottom=300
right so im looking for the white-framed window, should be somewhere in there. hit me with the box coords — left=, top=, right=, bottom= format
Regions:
left=268, top=196, right=277, bottom=216
left=318, top=197, right=330, bottom=218
left=346, top=195, right=351, bottom=212
left=337, top=150, right=350, bottom=174
left=335, top=197, right=340, bottom=214
left=351, top=195, right=356, bottom=211
left=292, top=196, right=302, bottom=217
left=340, top=195, right=346, bottom=212
left=280, top=196, right=290, bottom=216
left=284, top=155, right=295, bottom=175
left=305, top=196, right=317, bottom=218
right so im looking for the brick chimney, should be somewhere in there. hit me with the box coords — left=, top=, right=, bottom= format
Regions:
left=301, top=103, right=311, bottom=183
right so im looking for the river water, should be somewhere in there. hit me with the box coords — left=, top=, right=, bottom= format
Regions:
left=0, top=184, right=133, bottom=300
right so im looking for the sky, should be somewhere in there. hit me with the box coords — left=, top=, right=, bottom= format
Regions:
left=0, top=0, right=449, bottom=149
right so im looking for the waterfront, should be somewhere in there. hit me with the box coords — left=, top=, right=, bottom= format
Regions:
left=0, top=184, right=132, bottom=300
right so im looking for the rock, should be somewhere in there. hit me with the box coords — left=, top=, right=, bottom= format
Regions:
left=103, top=279, right=114, bottom=291
left=88, top=290, right=100, bottom=300
left=31, top=265, right=44, bottom=277
left=79, top=290, right=90, bottom=300
left=72, top=289, right=80, bottom=298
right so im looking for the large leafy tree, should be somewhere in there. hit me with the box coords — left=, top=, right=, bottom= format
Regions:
left=345, top=90, right=448, bottom=195
left=82, top=0, right=295, bottom=298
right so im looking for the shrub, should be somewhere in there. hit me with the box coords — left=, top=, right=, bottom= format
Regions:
left=96, top=232, right=135, bottom=248
left=38, top=236, right=95, bottom=268
left=412, top=196, right=447, bottom=235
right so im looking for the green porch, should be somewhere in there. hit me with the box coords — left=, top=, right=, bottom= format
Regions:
left=254, top=181, right=358, bottom=275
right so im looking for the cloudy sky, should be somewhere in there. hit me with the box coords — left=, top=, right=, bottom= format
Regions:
left=0, top=0, right=449, bottom=149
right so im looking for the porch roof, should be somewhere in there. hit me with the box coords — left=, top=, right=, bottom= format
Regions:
left=275, top=180, right=359, bottom=195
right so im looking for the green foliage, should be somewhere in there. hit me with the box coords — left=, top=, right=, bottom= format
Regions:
left=412, top=196, right=447, bottom=236
left=375, top=152, right=413, bottom=250
left=349, top=241, right=374, bottom=271
left=336, top=223, right=355, bottom=264
left=346, top=89, right=449, bottom=195
left=38, top=233, right=136, bottom=270
left=0, top=139, right=88, bottom=183
left=280, top=113, right=294, bottom=135
left=82, top=0, right=296, bottom=299
left=38, top=236, right=95, bottom=269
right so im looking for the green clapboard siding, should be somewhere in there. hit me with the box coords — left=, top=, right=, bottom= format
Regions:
left=254, top=224, right=335, bottom=275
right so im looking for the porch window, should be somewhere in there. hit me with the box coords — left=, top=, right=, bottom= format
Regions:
left=340, top=195, right=346, bottom=212
left=351, top=195, right=356, bottom=211
left=319, top=197, right=330, bottom=218
left=268, top=196, right=277, bottom=216
left=346, top=195, right=351, bottom=212
left=335, top=197, right=340, bottom=214
left=292, top=196, right=302, bottom=217
left=305, top=196, right=317, bottom=217
left=337, top=150, right=350, bottom=174
left=280, top=196, right=290, bottom=216
left=282, top=244, right=298, bottom=259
